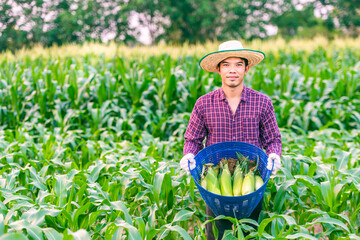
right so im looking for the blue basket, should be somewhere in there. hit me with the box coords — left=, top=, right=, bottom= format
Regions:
left=190, top=141, right=272, bottom=219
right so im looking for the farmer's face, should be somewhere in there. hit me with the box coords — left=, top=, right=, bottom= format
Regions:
left=217, top=57, right=249, bottom=89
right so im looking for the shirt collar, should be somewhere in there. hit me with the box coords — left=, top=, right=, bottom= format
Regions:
left=218, top=88, right=226, bottom=100
left=218, top=86, right=248, bottom=102
left=241, top=86, right=248, bottom=102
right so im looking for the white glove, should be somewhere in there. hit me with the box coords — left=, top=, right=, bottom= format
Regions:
left=267, top=153, right=281, bottom=174
left=180, top=153, right=196, bottom=175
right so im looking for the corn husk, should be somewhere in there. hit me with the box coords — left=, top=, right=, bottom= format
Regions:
left=232, top=165, right=243, bottom=196
left=200, top=166, right=208, bottom=190
left=206, top=166, right=221, bottom=195
left=255, top=175, right=264, bottom=190
left=242, top=172, right=255, bottom=195
left=220, top=161, right=233, bottom=196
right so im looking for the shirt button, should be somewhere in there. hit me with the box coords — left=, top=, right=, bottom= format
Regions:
left=233, top=136, right=235, bottom=140
left=233, top=119, right=235, bottom=122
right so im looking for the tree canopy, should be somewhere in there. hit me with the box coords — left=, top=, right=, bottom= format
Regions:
left=0, top=0, right=359, bottom=52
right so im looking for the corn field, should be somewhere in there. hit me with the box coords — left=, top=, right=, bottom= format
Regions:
left=0, top=38, right=360, bottom=239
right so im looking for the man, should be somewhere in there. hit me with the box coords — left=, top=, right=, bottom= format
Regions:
left=180, top=40, right=282, bottom=239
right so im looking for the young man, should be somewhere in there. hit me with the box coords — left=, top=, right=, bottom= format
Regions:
left=180, top=40, right=282, bottom=239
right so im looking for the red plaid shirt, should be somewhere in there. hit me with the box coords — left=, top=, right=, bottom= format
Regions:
left=184, top=87, right=282, bottom=157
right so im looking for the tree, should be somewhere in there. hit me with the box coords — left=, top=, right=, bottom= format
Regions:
left=320, top=0, right=360, bottom=37
left=129, top=0, right=274, bottom=45
left=0, top=1, right=31, bottom=52
left=0, top=0, right=134, bottom=52
left=271, top=4, right=318, bottom=37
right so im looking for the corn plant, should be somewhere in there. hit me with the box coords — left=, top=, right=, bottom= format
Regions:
left=0, top=39, right=359, bottom=239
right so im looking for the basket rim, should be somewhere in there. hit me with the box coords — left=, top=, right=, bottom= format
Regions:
left=190, top=141, right=272, bottom=199
left=194, top=141, right=267, bottom=157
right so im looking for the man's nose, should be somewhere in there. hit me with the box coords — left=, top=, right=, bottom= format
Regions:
left=229, top=66, right=236, bottom=72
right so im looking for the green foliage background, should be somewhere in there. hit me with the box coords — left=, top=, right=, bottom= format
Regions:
left=0, top=41, right=359, bottom=239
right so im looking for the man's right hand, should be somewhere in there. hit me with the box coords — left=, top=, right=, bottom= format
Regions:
left=180, top=153, right=196, bottom=175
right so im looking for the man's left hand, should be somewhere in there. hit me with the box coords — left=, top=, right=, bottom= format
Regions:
left=267, top=153, right=281, bottom=174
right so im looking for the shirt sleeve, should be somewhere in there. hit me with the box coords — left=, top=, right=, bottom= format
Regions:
left=259, top=99, right=282, bottom=158
left=183, top=99, right=207, bottom=156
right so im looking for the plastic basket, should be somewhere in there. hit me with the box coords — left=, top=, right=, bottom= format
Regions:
left=190, top=141, right=272, bottom=219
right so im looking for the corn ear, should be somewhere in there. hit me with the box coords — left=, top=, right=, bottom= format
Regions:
left=200, top=166, right=208, bottom=190
left=201, top=175, right=207, bottom=190
left=213, top=164, right=220, bottom=176
left=255, top=175, right=264, bottom=190
left=232, top=165, right=243, bottom=196
left=220, top=163, right=233, bottom=196
left=218, top=169, right=222, bottom=187
left=242, top=172, right=255, bottom=195
left=206, top=167, right=221, bottom=195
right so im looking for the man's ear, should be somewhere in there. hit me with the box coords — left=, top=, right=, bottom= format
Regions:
left=245, top=65, right=250, bottom=74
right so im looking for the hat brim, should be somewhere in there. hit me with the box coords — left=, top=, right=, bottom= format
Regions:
left=199, top=49, right=265, bottom=73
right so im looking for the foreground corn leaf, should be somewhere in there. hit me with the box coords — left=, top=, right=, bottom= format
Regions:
left=114, top=219, right=142, bottom=240
left=159, top=224, right=192, bottom=240
left=0, top=233, right=28, bottom=240
left=172, top=210, right=194, bottom=222
left=42, top=228, right=63, bottom=240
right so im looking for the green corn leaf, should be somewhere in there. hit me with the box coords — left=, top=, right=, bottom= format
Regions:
left=3, top=195, right=32, bottom=205
left=114, top=219, right=142, bottom=240
left=111, top=226, right=124, bottom=240
left=146, top=228, right=160, bottom=240
left=88, top=161, right=106, bottom=183
left=89, top=210, right=106, bottom=227
left=294, top=176, right=322, bottom=197
left=348, top=234, right=360, bottom=240
left=307, top=162, right=317, bottom=178
left=163, top=173, right=174, bottom=210
left=189, top=177, right=195, bottom=201
left=148, top=204, right=157, bottom=229
left=26, top=225, right=44, bottom=240
left=153, top=172, right=165, bottom=207
left=308, top=217, right=350, bottom=233
left=320, top=180, right=334, bottom=210
left=8, top=220, right=43, bottom=240
left=54, top=174, right=69, bottom=207
left=0, top=215, right=3, bottom=235
left=73, top=202, right=91, bottom=230
left=172, top=210, right=194, bottom=222
left=335, top=151, right=350, bottom=170
left=110, top=201, right=132, bottom=225
left=67, top=229, right=91, bottom=240
left=273, top=179, right=297, bottom=212
left=222, top=230, right=237, bottom=240
left=22, top=208, right=61, bottom=226
left=162, top=224, right=192, bottom=240
left=104, top=223, right=118, bottom=240
left=258, top=214, right=297, bottom=237
left=285, top=233, right=318, bottom=240
left=43, top=228, right=63, bottom=240
left=135, top=217, right=145, bottom=239
left=0, top=233, right=28, bottom=240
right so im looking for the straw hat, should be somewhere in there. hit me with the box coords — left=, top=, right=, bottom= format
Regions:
left=199, top=40, right=265, bottom=72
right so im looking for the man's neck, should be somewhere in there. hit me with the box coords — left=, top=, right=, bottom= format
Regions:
left=222, top=84, right=244, bottom=100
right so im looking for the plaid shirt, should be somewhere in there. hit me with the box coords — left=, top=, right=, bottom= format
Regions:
left=184, top=86, right=282, bottom=157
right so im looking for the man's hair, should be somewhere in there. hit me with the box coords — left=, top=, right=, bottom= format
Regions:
left=217, top=57, right=248, bottom=70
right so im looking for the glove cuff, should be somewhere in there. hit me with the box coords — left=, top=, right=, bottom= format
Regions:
left=269, top=153, right=280, bottom=160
